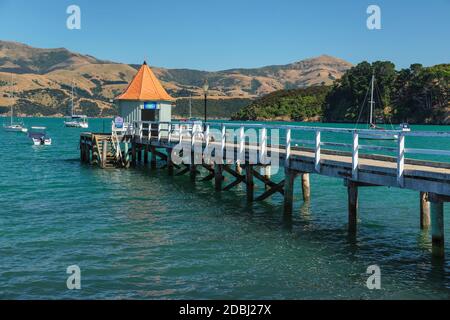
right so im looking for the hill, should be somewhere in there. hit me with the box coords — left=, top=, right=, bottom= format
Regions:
left=0, top=40, right=352, bottom=117
left=232, top=85, right=330, bottom=121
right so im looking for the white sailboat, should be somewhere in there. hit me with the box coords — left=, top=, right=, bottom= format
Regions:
left=64, top=81, right=89, bottom=129
left=359, top=71, right=409, bottom=140
left=3, top=74, right=27, bottom=133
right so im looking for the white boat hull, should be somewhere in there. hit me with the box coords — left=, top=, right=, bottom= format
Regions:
left=360, top=133, right=398, bottom=140
left=32, top=138, right=52, bottom=146
left=4, top=125, right=28, bottom=133
left=64, top=121, right=89, bottom=128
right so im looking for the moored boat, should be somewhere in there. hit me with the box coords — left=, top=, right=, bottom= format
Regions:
left=28, top=127, right=52, bottom=146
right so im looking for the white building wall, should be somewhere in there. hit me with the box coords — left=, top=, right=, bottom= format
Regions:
left=118, top=100, right=173, bottom=123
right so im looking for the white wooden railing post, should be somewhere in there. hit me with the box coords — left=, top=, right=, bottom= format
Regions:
left=315, top=130, right=321, bottom=173
left=239, top=126, right=245, bottom=163
left=261, top=127, right=267, bottom=163
left=221, top=124, right=226, bottom=161
left=285, top=128, right=291, bottom=167
left=397, top=133, right=405, bottom=187
left=168, top=123, right=172, bottom=143
left=205, top=125, right=210, bottom=148
left=352, top=131, right=359, bottom=180
left=191, top=125, right=195, bottom=148
left=158, top=123, right=162, bottom=142
left=139, top=122, right=143, bottom=141
left=179, top=125, right=182, bottom=144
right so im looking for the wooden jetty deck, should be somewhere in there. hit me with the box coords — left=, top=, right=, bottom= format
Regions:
left=80, top=121, right=450, bottom=258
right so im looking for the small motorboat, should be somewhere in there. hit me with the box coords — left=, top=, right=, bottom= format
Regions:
left=399, top=123, right=411, bottom=132
left=28, top=127, right=52, bottom=146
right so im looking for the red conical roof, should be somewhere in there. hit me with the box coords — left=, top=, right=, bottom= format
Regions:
left=116, top=61, right=174, bottom=101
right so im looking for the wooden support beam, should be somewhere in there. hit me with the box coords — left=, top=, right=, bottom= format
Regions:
left=263, top=166, right=271, bottom=190
left=245, top=165, right=254, bottom=202
left=176, top=164, right=190, bottom=176
left=153, top=149, right=168, bottom=161
left=430, top=196, right=444, bottom=258
left=201, top=163, right=215, bottom=173
left=347, top=180, right=358, bottom=234
left=214, top=164, right=223, bottom=191
left=223, top=165, right=246, bottom=191
left=252, top=168, right=277, bottom=189
left=257, top=180, right=285, bottom=202
left=301, top=173, right=311, bottom=202
left=420, top=192, right=430, bottom=230
left=283, top=168, right=297, bottom=215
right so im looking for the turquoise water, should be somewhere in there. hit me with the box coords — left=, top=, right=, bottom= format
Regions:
left=0, top=117, right=449, bottom=299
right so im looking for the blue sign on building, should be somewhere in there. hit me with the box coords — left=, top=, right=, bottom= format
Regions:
left=144, top=102, right=158, bottom=110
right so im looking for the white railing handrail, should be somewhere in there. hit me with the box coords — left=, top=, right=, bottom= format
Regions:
left=129, top=120, right=450, bottom=188
left=151, top=120, right=450, bottom=138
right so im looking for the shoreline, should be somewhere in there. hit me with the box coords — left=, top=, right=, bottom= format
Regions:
left=1, top=114, right=448, bottom=126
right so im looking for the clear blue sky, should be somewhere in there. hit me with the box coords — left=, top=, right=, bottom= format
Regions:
left=0, top=0, right=448, bottom=70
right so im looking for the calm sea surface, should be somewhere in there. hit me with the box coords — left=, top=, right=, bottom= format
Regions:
left=0, top=117, right=449, bottom=299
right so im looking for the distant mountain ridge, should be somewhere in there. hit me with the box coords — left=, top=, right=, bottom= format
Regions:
left=0, top=40, right=352, bottom=116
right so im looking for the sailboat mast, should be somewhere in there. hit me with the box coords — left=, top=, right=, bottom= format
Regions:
left=71, top=80, right=74, bottom=116
left=369, top=70, right=375, bottom=125
left=10, top=73, right=13, bottom=126
left=189, top=94, right=192, bottom=119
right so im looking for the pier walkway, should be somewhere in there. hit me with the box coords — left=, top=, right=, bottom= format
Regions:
left=80, top=121, right=450, bottom=257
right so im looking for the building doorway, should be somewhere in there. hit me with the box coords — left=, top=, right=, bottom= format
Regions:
left=141, top=109, right=158, bottom=137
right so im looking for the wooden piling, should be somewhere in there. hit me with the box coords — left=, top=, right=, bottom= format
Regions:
left=430, top=199, right=444, bottom=258
left=124, top=142, right=129, bottom=168
left=150, top=146, right=157, bottom=169
left=420, top=192, right=430, bottom=229
left=167, top=148, right=174, bottom=176
left=245, top=165, right=254, bottom=202
left=263, top=166, right=271, bottom=190
left=137, top=146, right=142, bottom=163
left=347, top=180, right=358, bottom=234
left=131, top=142, right=137, bottom=166
left=214, top=164, right=223, bottom=191
left=101, top=141, right=107, bottom=169
left=144, top=145, right=149, bottom=164
left=301, top=173, right=311, bottom=202
left=79, top=139, right=83, bottom=163
left=283, top=168, right=297, bottom=215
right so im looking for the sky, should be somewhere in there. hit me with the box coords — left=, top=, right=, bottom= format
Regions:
left=0, top=0, right=448, bottom=71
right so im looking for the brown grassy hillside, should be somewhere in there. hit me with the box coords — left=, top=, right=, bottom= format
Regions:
left=0, top=40, right=352, bottom=116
